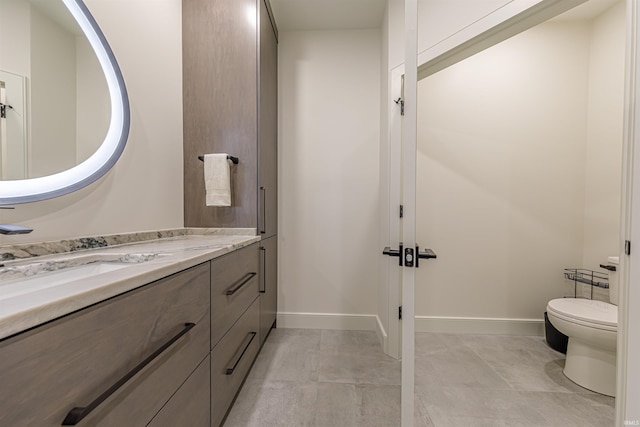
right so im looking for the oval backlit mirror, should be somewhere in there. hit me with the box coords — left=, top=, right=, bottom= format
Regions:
left=0, top=0, right=129, bottom=204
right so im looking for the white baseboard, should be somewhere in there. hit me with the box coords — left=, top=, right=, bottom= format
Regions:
left=276, top=312, right=544, bottom=337
left=276, top=312, right=378, bottom=331
left=415, top=316, right=544, bottom=336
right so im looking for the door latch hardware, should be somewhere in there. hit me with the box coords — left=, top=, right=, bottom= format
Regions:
left=383, top=243, right=403, bottom=266
left=384, top=244, right=436, bottom=268
left=404, top=247, right=414, bottom=267
left=394, top=97, right=404, bottom=115
left=415, top=245, right=437, bottom=268
left=0, top=103, right=12, bottom=119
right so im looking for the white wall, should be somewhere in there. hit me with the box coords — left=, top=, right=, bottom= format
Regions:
left=278, top=29, right=380, bottom=325
left=415, top=8, right=624, bottom=321
left=0, top=0, right=184, bottom=244
left=30, top=5, right=77, bottom=178
left=0, top=0, right=31, bottom=77
left=582, top=2, right=625, bottom=271
left=76, top=36, right=110, bottom=163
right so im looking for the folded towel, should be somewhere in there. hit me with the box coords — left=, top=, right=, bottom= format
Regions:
left=204, top=153, right=231, bottom=206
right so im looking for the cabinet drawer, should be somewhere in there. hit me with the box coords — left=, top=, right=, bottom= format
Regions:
left=148, top=354, right=210, bottom=427
left=211, top=243, right=259, bottom=347
left=211, top=297, right=260, bottom=427
left=0, top=263, right=210, bottom=427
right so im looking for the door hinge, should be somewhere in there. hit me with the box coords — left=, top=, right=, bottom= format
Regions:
left=399, top=205, right=403, bottom=218
left=398, top=306, right=402, bottom=320
left=394, top=98, right=404, bottom=116
left=626, top=240, right=631, bottom=255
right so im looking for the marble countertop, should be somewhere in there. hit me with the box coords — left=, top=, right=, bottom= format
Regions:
left=0, top=229, right=260, bottom=340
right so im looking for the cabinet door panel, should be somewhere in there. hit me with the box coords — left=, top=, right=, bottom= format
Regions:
left=258, top=0, right=278, bottom=238
left=183, top=0, right=258, bottom=228
left=0, top=263, right=210, bottom=427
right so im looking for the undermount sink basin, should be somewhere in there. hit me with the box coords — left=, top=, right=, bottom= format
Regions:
left=0, top=262, right=132, bottom=301
left=0, top=252, right=172, bottom=299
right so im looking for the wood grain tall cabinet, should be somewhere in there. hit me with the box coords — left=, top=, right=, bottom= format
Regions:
left=182, top=0, right=278, bottom=346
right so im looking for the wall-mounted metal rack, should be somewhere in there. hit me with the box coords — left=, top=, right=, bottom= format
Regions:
left=564, top=268, right=608, bottom=300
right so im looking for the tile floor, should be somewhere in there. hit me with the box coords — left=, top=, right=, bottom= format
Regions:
left=224, top=329, right=615, bottom=427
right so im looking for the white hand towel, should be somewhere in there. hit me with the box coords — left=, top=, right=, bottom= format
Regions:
left=204, top=154, right=231, bottom=206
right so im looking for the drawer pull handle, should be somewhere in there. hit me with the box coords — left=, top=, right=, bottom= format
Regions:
left=260, top=187, right=266, bottom=234
left=225, top=332, right=257, bottom=375
left=61, top=323, right=196, bottom=425
left=260, top=247, right=266, bottom=293
left=226, top=272, right=257, bottom=295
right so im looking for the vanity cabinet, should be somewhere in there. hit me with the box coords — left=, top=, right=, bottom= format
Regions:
left=0, top=262, right=210, bottom=427
left=210, top=242, right=260, bottom=426
left=183, top=0, right=279, bottom=368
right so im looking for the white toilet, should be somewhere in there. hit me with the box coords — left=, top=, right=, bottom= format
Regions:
left=546, top=256, right=619, bottom=397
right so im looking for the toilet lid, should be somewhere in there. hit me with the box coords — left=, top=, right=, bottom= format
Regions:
left=547, top=298, right=617, bottom=329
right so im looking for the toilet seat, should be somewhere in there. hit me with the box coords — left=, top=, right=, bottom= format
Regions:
left=547, top=298, right=617, bottom=332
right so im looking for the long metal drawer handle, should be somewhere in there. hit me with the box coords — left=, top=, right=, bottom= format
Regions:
left=226, top=272, right=257, bottom=296
left=260, top=187, right=266, bottom=234
left=61, top=323, right=196, bottom=425
left=259, top=247, right=266, bottom=293
left=225, top=332, right=257, bottom=375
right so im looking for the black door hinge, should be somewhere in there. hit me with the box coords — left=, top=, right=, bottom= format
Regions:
left=626, top=240, right=631, bottom=255
left=398, top=306, right=402, bottom=320
left=399, top=205, right=403, bottom=218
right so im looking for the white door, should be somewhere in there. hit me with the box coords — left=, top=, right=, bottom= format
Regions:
left=382, top=2, right=436, bottom=425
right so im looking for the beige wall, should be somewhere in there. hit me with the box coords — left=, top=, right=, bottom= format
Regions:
left=76, top=36, right=110, bottom=164
left=415, top=6, right=624, bottom=320
left=0, top=0, right=184, bottom=244
left=30, top=5, right=77, bottom=178
left=582, top=2, right=625, bottom=272
left=279, top=29, right=380, bottom=318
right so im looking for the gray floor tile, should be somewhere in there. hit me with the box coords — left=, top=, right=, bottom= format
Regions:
left=523, top=391, right=616, bottom=427
left=315, top=382, right=433, bottom=427
left=416, top=385, right=550, bottom=427
left=463, top=334, right=591, bottom=392
left=415, top=346, right=511, bottom=389
left=415, top=332, right=468, bottom=356
left=244, top=329, right=321, bottom=384
left=320, top=330, right=385, bottom=357
left=226, top=330, right=615, bottom=427
left=318, top=352, right=401, bottom=385
left=224, top=381, right=318, bottom=427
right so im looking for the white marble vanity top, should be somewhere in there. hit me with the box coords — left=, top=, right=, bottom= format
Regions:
left=0, top=229, right=260, bottom=340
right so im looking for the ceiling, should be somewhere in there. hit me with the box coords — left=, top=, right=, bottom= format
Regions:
left=269, top=0, right=387, bottom=31
left=269, top=0, right=621, bottom=32
left=552, top=0, right=622, bottom=21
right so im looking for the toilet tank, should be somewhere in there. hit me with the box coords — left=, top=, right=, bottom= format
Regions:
left=608, top=256, right=620, bottom=305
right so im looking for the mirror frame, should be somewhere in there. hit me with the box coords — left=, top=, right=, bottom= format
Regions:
left=0, top=0, right=130, bottom=204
